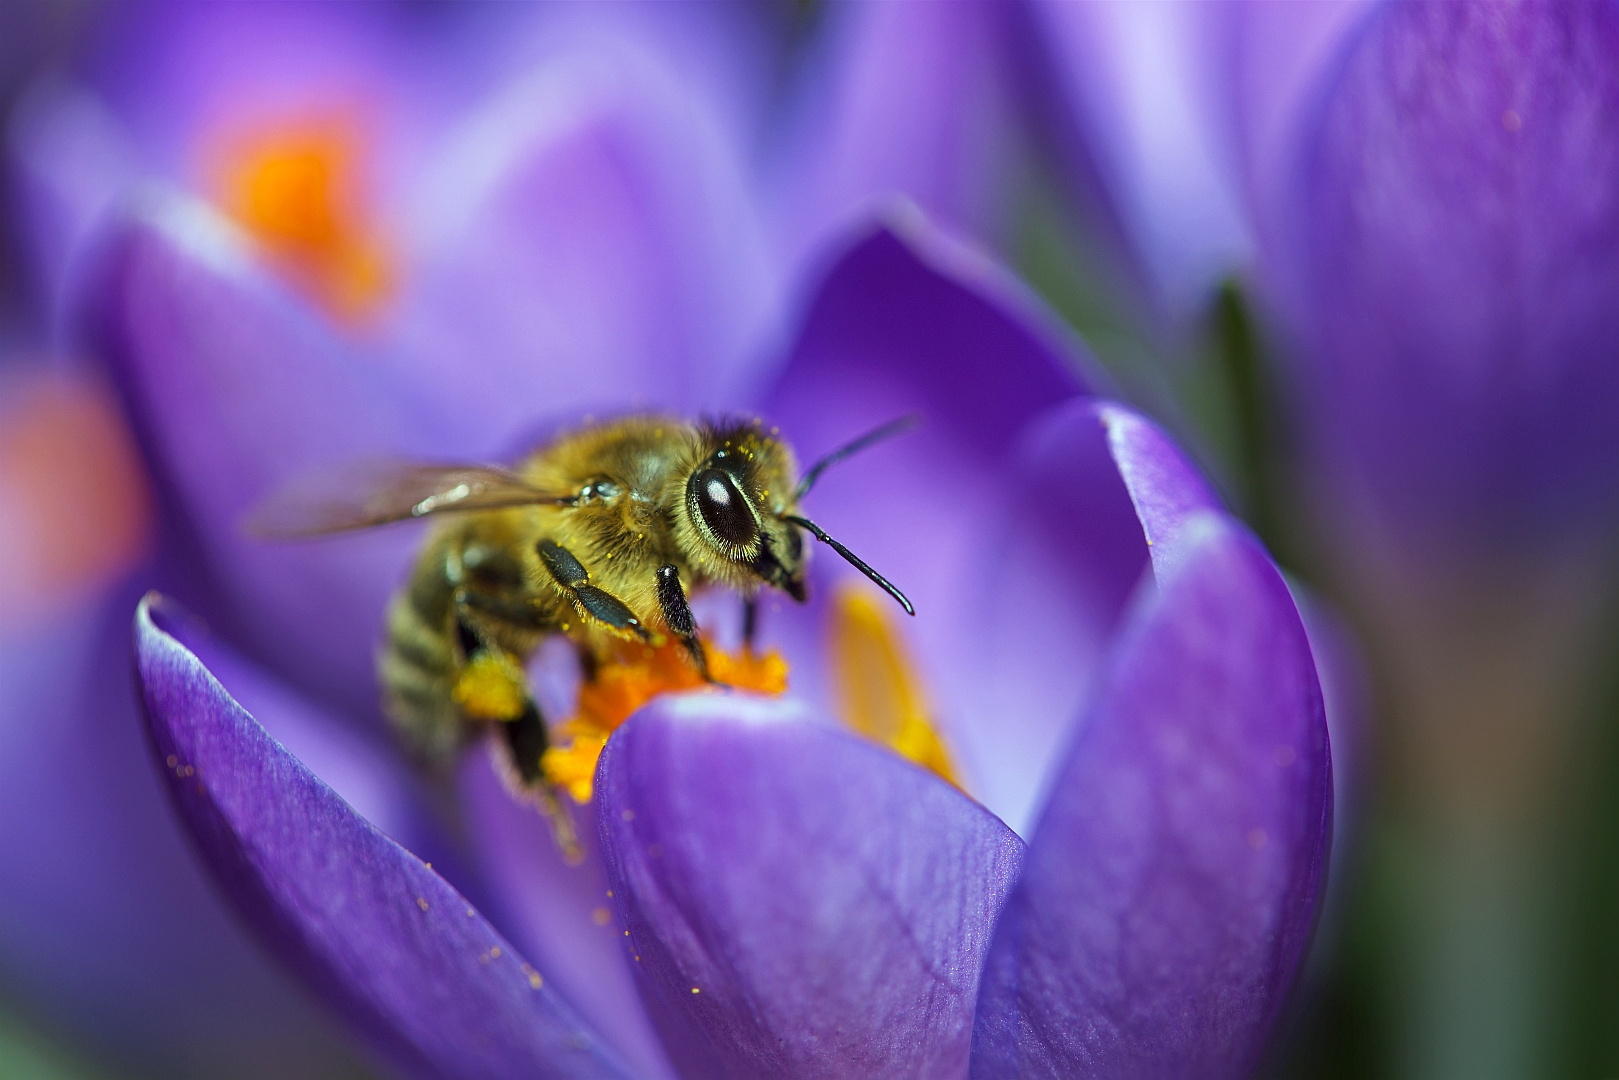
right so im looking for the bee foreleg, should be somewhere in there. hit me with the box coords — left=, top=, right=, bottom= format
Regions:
left=537, top=539, right=651, bottom=641
left=656, top=564, right=719, bottom=684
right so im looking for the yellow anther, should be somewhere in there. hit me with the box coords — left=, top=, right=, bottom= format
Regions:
left=829, top=584, right=961, bottom=790
left=541, top=638, right=787, bottom=803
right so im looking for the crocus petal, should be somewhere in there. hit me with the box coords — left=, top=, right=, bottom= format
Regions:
left=1097, top=401, right=1224, bottom=578
left=89, top=193, right=439, bottom=716
left=459, top=751, right=676, bottom=1080
left=597, top=694, right=1026, bottom=1080
left=972, top=521, right=1331, bottom=1078
left=0, top=586, right=367, bottom=1076
left=948, top=397, right=1146, bottom=835
left=951, top=400, right=1224, bottom=837
left=1276, top=1, right=1619, bottom=544
left=768, top=0, right=1020, bottom=267
left=1223, top=0, right=1375, bottom=237
left=1022, top=0, right=1250, bottom=318
left=174, top=607, right=412, bottom=838
left=397, top=34, right=781, bottom=432
left=76, top=0, right=444, bottom=196
left=134, top=594, right=630, bottom=1080
left=759, top=214, right=1090, bottom=742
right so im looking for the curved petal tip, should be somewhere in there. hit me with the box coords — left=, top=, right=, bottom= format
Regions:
left=133, top=593, right=630, bottom=1080
left=597, top=693, right=1025, bottom=1080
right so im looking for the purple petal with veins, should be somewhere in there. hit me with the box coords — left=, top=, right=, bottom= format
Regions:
left=134, top=593, right=632, bottom=1080
left=598, top=693, right=1025, bottom=1080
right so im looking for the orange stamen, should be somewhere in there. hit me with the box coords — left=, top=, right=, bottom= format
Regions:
left=542, top=638, right=788, bottom=803
left=210, top=115, right=393, bottom=320
left=828, top=584, right=962, bottom=790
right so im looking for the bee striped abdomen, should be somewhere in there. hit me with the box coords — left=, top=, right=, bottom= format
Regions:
left=378, top=539, right=464, bottom=766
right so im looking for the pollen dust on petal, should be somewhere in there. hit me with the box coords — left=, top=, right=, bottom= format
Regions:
left=209, top=114, right=393, bottom=321
left=829, top=583, right=961, bottom=790
left=542, top=638, right=787, bottom=803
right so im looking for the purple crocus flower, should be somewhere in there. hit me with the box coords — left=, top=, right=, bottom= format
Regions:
left=122, top=196, right=1332, bottom=1077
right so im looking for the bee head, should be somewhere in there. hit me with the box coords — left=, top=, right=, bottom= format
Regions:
left=680, top=422, right=807, bottom=599
left=679, top=416, right=915, bottom=616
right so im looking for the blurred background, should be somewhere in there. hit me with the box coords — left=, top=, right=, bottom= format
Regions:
left=3, top=2, right=1617, bottom=1078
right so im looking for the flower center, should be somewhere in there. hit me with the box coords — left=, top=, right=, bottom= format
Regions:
left=542, top=639, right=789, bottom=803
left=539, top=585, right=960, bottom=803
left=211, top=116, right=393, bottom=320
left=828, top=584, right=961, bottom=790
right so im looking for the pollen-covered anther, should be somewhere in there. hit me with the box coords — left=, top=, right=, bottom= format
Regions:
left=541, top=638, right=787, bottom=803
left=210, top=114, right=394, bottom=320
left=829, top=583, right=961, bottom=790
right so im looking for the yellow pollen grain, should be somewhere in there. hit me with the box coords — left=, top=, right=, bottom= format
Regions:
left=529, top=972, right=543, bottom=989
left=542, top=638, right=787, bottom=803
left=828, top=584, right=961, bottom=790
left=592, top=907, right=611, bottom=926
left=691, top=987, right=700, bottom=995
left=416, top=897, right=428, bottom=912
left=166, top=755, right=177, bottom=768
left=491, top=947, right=501, bottom=958
left=452, top=651, right=528, bottom=721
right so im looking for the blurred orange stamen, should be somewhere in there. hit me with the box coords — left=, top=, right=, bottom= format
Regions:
left=0, top=373, right=152, bottom=630
left=212, top=117, right=392, bottom=320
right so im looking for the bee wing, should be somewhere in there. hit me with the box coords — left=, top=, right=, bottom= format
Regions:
left=246, top=460, right=576, bottom=539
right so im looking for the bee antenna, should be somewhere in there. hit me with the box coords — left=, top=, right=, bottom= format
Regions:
left=794, top=414, right=920, bottom=500
left=783, top=515, right=915, bottom=616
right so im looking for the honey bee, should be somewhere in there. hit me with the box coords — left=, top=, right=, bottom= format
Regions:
left=253, top=414, right=914, bottom=847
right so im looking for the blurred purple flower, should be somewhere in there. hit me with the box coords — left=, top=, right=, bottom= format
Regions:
left=1224, top=4, right=1619, bottom=1074
left=1247, top=1, right=1619, bottom=553
left=10, top=3, right=1329, bottom=1076
left=1022, top=0, right=1619, bottom=561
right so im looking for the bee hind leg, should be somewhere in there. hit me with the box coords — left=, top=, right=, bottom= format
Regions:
left=499, top=706, right=581, bottom=861
left=453, top=604, right=581, bottom=860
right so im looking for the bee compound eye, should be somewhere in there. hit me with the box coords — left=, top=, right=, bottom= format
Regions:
left=692, top=467, right=757, bottom=547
